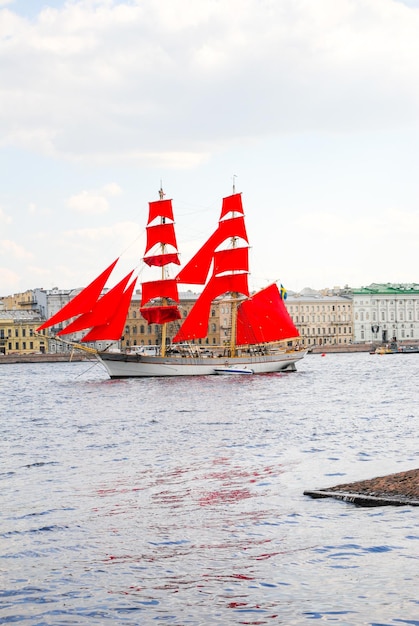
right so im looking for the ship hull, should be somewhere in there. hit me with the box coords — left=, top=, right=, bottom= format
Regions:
left=97, top=350, right=306, bottom=378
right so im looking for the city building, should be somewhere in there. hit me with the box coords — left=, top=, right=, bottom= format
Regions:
left=285, top=289, right=353, bottom=347
left=0, top=310, right=46, bottom=355
left=352, top=283, right=419, bottom=344
left=4, top=281, right=419, bottom=355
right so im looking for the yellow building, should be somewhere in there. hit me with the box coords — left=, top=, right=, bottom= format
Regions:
left=0, top=311, right=46, bottom=355
left=1, top=290, right=37, bottom=310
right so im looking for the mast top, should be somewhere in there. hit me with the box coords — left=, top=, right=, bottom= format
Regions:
left=232, top=174, right=237, bottom=195
left=159, top=182, right=165, bottom=200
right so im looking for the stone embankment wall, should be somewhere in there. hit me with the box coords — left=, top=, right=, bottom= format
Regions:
left=0, top=353, right=91, bottom=364
left=310, top=343, right=372, bottom=354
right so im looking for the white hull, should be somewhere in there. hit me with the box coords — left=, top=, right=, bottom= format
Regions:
left=97, top=350, right=306, bottom=378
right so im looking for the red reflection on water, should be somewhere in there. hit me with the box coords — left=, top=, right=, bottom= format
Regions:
left=202, top=572, right=255, bottom=580
left=199, top=487, right=253, bottom=506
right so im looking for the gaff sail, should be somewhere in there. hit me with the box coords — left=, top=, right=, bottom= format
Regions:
left=236, top=283, right=300, bottom=346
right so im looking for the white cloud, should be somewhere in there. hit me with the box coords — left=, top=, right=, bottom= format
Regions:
left=0, top=267, right=19, bottom=290
left=0, top=239, right=33, bottom=259
left=67, top=190, right=109, bottom=214
left=0, top=207, right=13, bottom=225
left=0, top=0, right=418, bottom=165
left=66, top=183, right=122, bottom=214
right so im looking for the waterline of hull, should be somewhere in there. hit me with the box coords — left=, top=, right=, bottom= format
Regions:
left=97, top=351, right=306, bottom=378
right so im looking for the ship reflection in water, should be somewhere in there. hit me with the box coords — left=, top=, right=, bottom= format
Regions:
left=1, top=353, right=418, bottom=624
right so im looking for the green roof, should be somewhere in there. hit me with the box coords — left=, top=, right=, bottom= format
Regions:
left=352, top=283, right=419, bottom=295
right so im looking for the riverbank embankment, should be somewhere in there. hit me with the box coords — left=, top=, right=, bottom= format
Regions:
left=0, top=353, right=92, bottom=364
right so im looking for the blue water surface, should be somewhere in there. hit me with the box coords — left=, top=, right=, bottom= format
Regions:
left=0, top=353, right=418, bottom=625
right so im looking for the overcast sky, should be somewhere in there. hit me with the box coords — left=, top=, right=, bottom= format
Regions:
left=1, top=0, right=419, bottom=297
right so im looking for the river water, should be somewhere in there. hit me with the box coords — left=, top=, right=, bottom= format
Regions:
left=0, top=353, right=418, bottom=625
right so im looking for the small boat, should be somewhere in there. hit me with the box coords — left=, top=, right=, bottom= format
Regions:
left=373, top=342, right=419, bottom=355
left=37, top=185, right=305, bottom=378
left=214, top=366, right=254, bottom=375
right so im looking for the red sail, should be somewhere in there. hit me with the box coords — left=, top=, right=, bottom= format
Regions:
left=141, top=279, right=179, bottom=307
left=148, top=199, right=174, bottom=224
left=213, top=247, right=248, bottom=276
left=236, top=284, right=300, bottom=346
left=143, top=253, right=180, bottom=267
left=36, top=258, right=118, bottom=331
left=140, top=305, right=182, bottom=324
left=176, top=216, right=248, bottom=285
left=57, top=271, right=134, bottom=335
left=81, top=279, right=137, bottom=342
left=145, top=222, right=178, bottom=255
left=173, top=273, right=249, bottom=342
left=219, top=193, right=244, bottom=220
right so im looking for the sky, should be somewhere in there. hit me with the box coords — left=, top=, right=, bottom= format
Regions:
left=1, top=0, right=419, bottom=297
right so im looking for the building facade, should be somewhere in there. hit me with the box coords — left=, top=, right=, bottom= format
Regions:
left=285, top=291, right=353, bottom=347
left=0, top=310, right=46, bottom=355
left=352, top=283, right=419, bottom=344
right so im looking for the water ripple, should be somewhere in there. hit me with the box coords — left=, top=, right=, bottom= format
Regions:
left=0, top=355, right=418, bottom=624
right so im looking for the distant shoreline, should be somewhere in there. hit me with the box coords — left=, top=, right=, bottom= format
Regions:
left=2, top=342, right=417, bottom=363
left=0, top=353, right=92, bottom=364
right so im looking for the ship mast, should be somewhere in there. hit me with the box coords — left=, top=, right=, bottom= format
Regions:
left=230, top=175, right=238, bottom=358
left=159, top=184, right=168, bottom=358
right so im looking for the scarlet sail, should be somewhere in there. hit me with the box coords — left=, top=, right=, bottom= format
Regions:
left=57, top=271, right=134, bottom=336
left=140, top=196, right=181, bottom=332
left=175, top=216, right=248, bottom=285
left=173, top=273, right=249, bottom=342
left=236, top=284, right=299, bottom=346
left=81, top=279, right=137, bottom=342
left=36, top=258, right=118, bottom=331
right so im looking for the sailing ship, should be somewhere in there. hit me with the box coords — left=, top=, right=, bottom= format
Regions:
left=37, top=187, right=305, bottom=377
